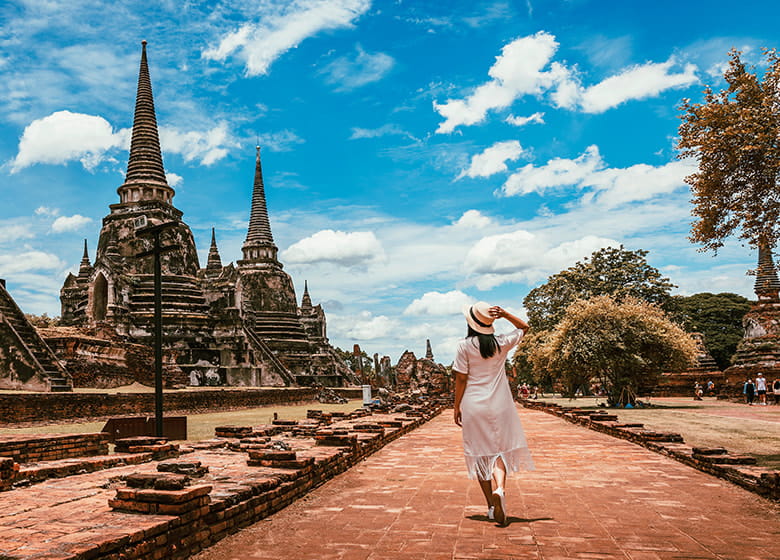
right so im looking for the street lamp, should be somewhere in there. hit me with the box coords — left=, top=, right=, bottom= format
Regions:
left=135, top=219, right=181, bottom=437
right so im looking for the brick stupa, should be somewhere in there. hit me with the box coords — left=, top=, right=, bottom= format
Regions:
left=722, top=242, right=780, bottom=391
left=59, top=42, right=354, bottom=388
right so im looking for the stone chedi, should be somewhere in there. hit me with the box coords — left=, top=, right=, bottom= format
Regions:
left=60, top=42, right=352, bottom=388
left=722, top=242, right=780, bottom=389
left=657, top=332, right=722, bottom=397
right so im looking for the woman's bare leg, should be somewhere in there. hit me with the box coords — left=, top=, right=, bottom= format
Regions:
left=478, top=480, right=493, bottom=506
left=492, top=456, right=507, bottom=491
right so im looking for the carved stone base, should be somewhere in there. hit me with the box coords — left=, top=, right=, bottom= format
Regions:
left=723, top=300, right=780, bottom=394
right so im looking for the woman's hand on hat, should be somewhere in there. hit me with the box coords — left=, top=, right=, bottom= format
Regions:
left=489, top=306, right=505, bottom=319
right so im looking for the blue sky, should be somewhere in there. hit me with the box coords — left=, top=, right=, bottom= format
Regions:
left=0, top=0, right=776, bottom=363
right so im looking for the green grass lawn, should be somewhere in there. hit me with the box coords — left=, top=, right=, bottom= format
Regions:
left=538, top=395, right=780, bottom=469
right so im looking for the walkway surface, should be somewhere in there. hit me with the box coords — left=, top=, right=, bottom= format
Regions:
left=193, top=406, right=780, bottom=560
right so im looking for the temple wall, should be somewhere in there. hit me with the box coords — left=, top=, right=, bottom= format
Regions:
left=0, top=387, right=318, bottom=424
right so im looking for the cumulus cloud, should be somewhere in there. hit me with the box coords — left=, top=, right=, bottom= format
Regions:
left=434, top=31, right=567, bottom=133
left=281, top=229, right=384, bottom=266
left=452, top=210, right=493, bottom=229
left=464, top=231, right=620, bottom=289
left=0, top=251, right=65, bottom=275
left=500, top=145, right=695, bottom=208
left=457, top=140, right=524, bottom=179
left=577, top=58, right=698, bottom=113
left=321, top=46, right=394, bottom=91
left=159, top=122, right=237, bottom=166
left=433, top=32, right=699, bottom=132
left=502, top=145, right=603, bottom=196
left=51, top=214, right=92, bottom=233
left=166, top=173, right=183, bottom=188
left=333, top=311, right=396, bottom=340
left=35, top=207, right=59, bottom=217
left=203, top=0, right=371, bottom=76
left=505, top=111, right=545, bottom=127
left=0, top=224, right=35, bottom=243
left=404, top=290, right=474, bottom=316
left=11, top=110, right=125, bottom=172
left=12, top=112, right=239, bottom=171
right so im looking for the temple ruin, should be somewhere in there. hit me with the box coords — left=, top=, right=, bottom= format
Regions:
left=58, top=42, right=354, bottom=388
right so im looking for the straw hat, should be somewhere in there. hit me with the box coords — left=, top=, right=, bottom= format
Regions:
left=463, top=301, right=495, bottom=334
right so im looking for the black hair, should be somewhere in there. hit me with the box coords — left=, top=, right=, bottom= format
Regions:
left=467, top=326, right=499, bottom=359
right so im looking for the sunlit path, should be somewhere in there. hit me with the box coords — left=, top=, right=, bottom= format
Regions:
left=193, top=406, right=780, bottom=560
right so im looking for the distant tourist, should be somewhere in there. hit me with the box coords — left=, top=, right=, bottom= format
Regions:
left=454, top=302, right=534, bottom=526
left=743, top=378, right=756, bottom=405
left=706, top=380, right=715, bottom=395
left=694, top=382, right=703, bottom=401
left=755, top=373, right=768, bottom=406
left=773, top=378, right=780, bottom=405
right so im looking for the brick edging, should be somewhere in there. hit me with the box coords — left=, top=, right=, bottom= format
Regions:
left=520, top=399, right=779, bottom=502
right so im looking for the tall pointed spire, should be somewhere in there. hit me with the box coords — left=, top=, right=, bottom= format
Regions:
left=425, top=339, right=434, bottom=360
left=117, top=40, right=174, bottom=205
left=206, top=227, right=223, bottom=271
left=78, top=239, right=92, bottom=279
left=754, top=241, right=780, bottom=301
left=241, top=146, right=279, bottom=264
left=301, top=280, right=312, bottom=309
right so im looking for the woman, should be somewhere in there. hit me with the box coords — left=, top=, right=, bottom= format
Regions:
left=453, top=302, right=535, bottom=526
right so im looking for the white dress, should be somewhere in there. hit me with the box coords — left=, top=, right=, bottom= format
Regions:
left=453, top=329, right=535, bottom=480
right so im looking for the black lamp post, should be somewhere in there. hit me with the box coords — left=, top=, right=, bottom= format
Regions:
left=136, top=220, right=180, bottom=437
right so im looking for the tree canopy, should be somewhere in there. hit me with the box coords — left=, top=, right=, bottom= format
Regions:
left=523, top=246, right=675, bottom=331
left=528, top=296, right=697, bottom=406
left=664, top=292, right=751, bottom=369
left=678, top=48, right=780, bottom=252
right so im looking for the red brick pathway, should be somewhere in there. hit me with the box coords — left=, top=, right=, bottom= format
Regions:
left=193, top=407, right=780, bottom=560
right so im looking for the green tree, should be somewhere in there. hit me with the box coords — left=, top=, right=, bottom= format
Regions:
left=678, top=48, right=780, bottom=252
left=664, top=292, right=751, bottom=369
left=24, top=313, right=59, bottom=328
left=523, top=246, right=675, bottom=331
left=334, top=347, right=374, bottom=378
left=529, top=296, right=697, bottom=406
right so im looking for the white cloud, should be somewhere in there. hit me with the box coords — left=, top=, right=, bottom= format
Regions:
left=203, top=0, right=371, bottom=76
left=578, top=58, right=698, bottom=113
left=258, top=130, right=306, bottom=152
left=500, top=145, right=695, bottom=209
left=321, top=46, right=394, bottom=91
left=166, top=173, right=183, bottom=187
left=35, top=207, right=59, bottom=217
left=464, top=229, right=539, bottom=274
left=404, top=290, right=474, bottom=316
left=434, top=31, right=565, bottom=133
left=464, top=229, right=620, bottom=289
left=282, top=229, right=384, bottom=266
left=502, top=145, right=603, bottom=196
left=159, top=122, right=237, bottom=166
left=349, top=124, right=412, bottom=140
left=505, top=111, right=545, bottom=126
left=0, top=224, right=35, bottom=243
left=433, top=33, right=699, bottom=131
left=11, top=110, right=125, bottom=172
left=452, top=210, right=493, bottom=229
left=51, top=214, right=92, bottom=233
left=0, top=251, right=65, bottom=275
left=457, top=140, right=524, bottom=179
left=331, top=311, right=396, bottom=340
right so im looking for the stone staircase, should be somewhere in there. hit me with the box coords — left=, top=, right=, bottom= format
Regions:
left=243, top=324, right=296, bottom=386
left=0, top=281, right=73, bottom=391
left=129, top=274, right=211, bottom=319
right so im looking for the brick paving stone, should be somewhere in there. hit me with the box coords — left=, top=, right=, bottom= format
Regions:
left=192, top=406, right=780, bottom=560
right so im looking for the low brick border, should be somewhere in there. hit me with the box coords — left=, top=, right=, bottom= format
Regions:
left=521, top=399, right=780, bottom=502
left=56, top=402, right=444, bottom=560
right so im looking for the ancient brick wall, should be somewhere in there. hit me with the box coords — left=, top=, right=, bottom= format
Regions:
left=0, top=388, right=317, bottom=424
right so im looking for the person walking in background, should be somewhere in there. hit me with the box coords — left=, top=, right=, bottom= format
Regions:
left=755, top=373, right=768, bottom=405
left=772, top=377, right=780, bottom=405
left=744, top=378, right=755, bottom=405
left=453, top=302, right=535, bottom=526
